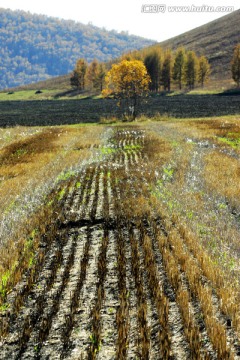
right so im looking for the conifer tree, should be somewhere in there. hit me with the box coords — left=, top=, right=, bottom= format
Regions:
left=161, top=50, right=172, bottom=91
left=198, top=56, right=211, bottom=87
left=231, top=44, right=240, bottom=87
left=70, top=58, right=87, bottom=90
left=173, top=47, right=186, bottom=90
left=144, top=49, right=162, bottom=92
left=96, top=63, right=106, bottom=91
left=87, top=59, right=99, bottom=89
left=184, top=51, right=198, bottom=90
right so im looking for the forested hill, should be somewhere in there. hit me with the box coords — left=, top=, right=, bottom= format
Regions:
left=0, top=8, right=155, bottom=89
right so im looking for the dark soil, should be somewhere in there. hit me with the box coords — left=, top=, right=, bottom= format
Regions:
left=0, top=94, right=239, bottom=127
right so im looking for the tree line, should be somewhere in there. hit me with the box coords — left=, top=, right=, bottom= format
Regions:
left=127, top=43, right=240, bottom=90
left=70, top=43, right=240, bottom=121
left=71, top=47, right=211, bottom=93
left=70, top=47, right=211, bottom=93
left=70, top=59, right=107, bottom=91
left=71, top=43, right=240, bottom=94
left=142, top=47, right=210, bottom=91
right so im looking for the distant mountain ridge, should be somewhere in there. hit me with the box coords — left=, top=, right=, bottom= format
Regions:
left=158, top=9, right=240, bottom=80
left=0, top=8, right=155, bottom=89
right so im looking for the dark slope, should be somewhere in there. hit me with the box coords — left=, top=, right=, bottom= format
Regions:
left=158, top=9, right=240, bottom=79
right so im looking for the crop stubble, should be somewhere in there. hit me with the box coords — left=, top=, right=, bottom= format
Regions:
left=0, top=127, right=240, bottom=359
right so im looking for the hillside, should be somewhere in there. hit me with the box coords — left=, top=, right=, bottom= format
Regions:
left=0, top=8, right=154, bottom=90
left=15, top=9, right=240, bottom=93
left=158, top=9, right=240, bottom=80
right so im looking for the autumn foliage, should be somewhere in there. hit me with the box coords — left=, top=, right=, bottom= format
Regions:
left=231, top=43, right=240, bottom=87
left=102, top=60, right=150, bottom=119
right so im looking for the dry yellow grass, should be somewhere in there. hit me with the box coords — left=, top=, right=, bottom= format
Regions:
left=143, top=117, right=240, bottom=321
left=204, top=151, right=240, bottom=205
left=0, top=125, right=103, bottom=213
left=163, top=116, right=240, bottom=149
left=0, top=126, right=43, bottom=150
left=0, top=124, right=105, bottom=305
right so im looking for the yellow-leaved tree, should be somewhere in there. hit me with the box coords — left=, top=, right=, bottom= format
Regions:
left=70, top=58, right=87, bottom=90
left=102, top=59, right=150, bottom=120
left=231, top=44, right=240, bottom=88
left=198, top=56, right=211, bottom=88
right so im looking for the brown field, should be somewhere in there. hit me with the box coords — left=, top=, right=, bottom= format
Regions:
left=0, top=116, right=240, bottom=359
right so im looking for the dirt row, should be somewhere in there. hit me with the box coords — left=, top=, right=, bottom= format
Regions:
left=0, top=128, right=240, bottom=359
